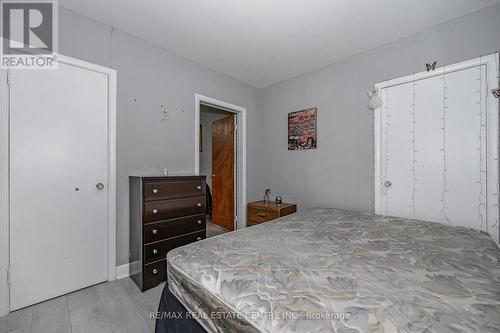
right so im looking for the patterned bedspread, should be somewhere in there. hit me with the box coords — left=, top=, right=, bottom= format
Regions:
left=166, top=208, right=500, bottom=333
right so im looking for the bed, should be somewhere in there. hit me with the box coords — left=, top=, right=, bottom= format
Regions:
left=156, top=208, right=500, bottom=332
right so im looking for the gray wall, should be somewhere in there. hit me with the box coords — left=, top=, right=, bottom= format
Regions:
left=57, top=4, right=500, bottom=266
left=58, top=8, right=263, bottom=265
left=260, top=4, right=500, bottom=213
left=199, top=111, right=231, bottom=189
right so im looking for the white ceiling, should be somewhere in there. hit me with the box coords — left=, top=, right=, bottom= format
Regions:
left=60, top=0, right=500, bottom=88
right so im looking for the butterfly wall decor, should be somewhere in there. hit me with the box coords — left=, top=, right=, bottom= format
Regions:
left=492, top=88, right=500, bottom=98
left=426, top=61, right=437, bottom=71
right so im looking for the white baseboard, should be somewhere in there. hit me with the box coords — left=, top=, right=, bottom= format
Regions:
left=115, top=261, right=140, bottom=280
left=115, top=263, right=130, bottom=280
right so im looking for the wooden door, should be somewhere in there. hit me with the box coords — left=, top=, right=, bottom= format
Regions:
left=212, top=114, right=235, bottom=231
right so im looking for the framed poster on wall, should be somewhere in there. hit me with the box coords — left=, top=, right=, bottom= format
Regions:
left=288, top=107, right=317, bottom=150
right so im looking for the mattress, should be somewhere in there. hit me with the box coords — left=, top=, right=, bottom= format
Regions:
left=166, top=208, right=500, bottom=333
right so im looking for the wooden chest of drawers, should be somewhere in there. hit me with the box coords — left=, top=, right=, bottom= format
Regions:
left=129, top=175, right=207, bottom=291
left=247, top=201, right=297, bottom=226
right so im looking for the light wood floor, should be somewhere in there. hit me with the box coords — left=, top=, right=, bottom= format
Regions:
left=1, top=222, right=229, bottom=333
left=0, top=277, right=165, bottom=333
left=206, top=219, right=229, bottom=237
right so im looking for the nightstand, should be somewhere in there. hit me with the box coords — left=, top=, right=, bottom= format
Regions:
left=247, top=200, right=297, bottom=226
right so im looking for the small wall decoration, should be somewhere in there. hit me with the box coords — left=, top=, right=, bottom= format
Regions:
left=492, top=87, right=500, bottom=98
left=160, top=105, right=168, bottom=122
left=288, top=107, right=317, bottom=150
left=368, top=87, right=382, bottom=110
left=425, top=61, right=437, bottom=72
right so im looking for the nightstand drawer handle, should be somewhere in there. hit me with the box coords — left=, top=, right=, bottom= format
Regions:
left=152, top=188, right=158, bottom=194
left=196, top=185, right=202, bottom=190
left=152, top=209, right=158, bottom=214
left=152, top=269, right=158, bottom=274
left=197, top=237, right=202, bottom=241
left=257, top=212, right=267, bottom=217
left=197, top=220, right=202, bottom=225
left=196, top=203, right=202, bottom=207
left=152, top=229, right=158, bottom=234
left=153, top=249, right=158, bottom=255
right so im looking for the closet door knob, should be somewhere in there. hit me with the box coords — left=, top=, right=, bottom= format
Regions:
left=153, top=209, right=158, bottom=214
left=152, top=269, right=158, bottom=274
left=152, top=188, right=158, bottom=194
left=152, top=229, right=158, bottom=234
left=153, top=249, right=158, bottom=255
left=197, top=220, right=202, bottom=225
left=196, top=203, right=202, bottom=208
left=196, top=185, right=202, bottom=190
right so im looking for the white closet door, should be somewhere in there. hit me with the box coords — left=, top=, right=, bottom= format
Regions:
left=381, top=82, right=414, bottom=219
left=413, top=75, right=446, bottom=223
left=10, top=62, right=109, bottom=310
left=381, top=66, right=486, bottom=230
left=443, top=66, right=486, bottom=229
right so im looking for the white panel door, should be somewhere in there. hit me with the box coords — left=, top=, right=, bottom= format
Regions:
left=10, top=62, right=109, bottom=310
left=381, top=66, right=487, bottom=230
left=443, top=66, right=486, bottom=229
left=413, top=75, right=446, bottom=222
left=381, top=82, right=414, bottom=219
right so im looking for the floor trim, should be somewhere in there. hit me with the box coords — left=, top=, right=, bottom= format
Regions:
left=116, top=263, right=130, bottom=280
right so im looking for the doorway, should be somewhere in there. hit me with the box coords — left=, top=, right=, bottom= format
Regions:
left=200, top=105, right=235, bottom=231
left=195, top=94, right=247, bottom=232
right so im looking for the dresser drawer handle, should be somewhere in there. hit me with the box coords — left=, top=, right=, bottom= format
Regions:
left=152, top=188, right=158, bottom=194
left=196, top=203, right=202, bottom=208
left=197, top=220, right=202, bottom=225
left=197, top=237, right=202, bottom=241
left=196, top=185, right=202, bottom=190
left=152, top=229, right=158, bottom=234
left=257, top=212, right=267, bottom=217
left=152, top=209, right=158, bottom=214
left=152, top=269, right=158, bottom=274
left=153, top=249, right=158, bottom=255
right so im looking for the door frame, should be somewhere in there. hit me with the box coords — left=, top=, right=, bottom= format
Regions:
left=0, top=54, right=117, bottom=316
left=373, top=53, right=499, bottom=241
left=194, top=94, right=246, bottom=230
